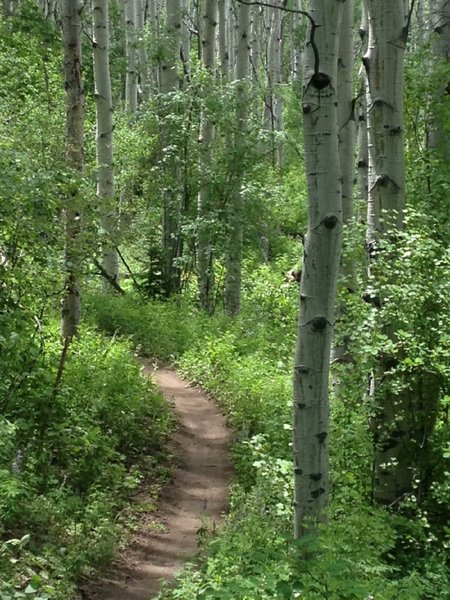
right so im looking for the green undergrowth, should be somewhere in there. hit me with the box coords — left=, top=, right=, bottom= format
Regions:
left=0, top=321, right=172, bottom=599
left=87, top=260, right=450, bottom=599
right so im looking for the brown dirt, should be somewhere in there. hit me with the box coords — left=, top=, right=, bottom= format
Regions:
left=82, top=362, right=232, bottom=600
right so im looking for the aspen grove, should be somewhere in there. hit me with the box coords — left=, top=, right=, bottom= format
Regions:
left=0, top=0, right=449, bottom=597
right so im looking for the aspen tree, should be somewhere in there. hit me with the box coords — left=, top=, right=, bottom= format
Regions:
left=331, top=0, right=355, bottom=367
left=357, top=6, right=369, bottom=210
left=264, top=0, right=283, bottom=166
left=337, top=0, right=355, bottom=233
left=124, top=0, right=138, bottom=113
left=135, top=0, right=150, bottom=102
left=291, top=0, right=303, bottom=84
left=160, top=0, right=183, bottom=296
left=363, top=0, right=411, bottom=505
left=218, top=0, right=229, bottom=81
left=225, top=0, right=250, bottom=315
left=251, top=4, right=261, bottom=92
left=159, top=0, right=181, bottom=94
left=430, top=0, right=450, bottom=161
left=181, top=0, right=191, bottom=80
left=93, top=0, right=118, bottom=285
left=293, top=0, right=343, bottom=538
left=197, top=0, right=217, bottom=312
left=61, top=0, right=84, bottom=342
left=227, top=0, right=236, bottom=77
left=148, top=0, right=160, bottom=90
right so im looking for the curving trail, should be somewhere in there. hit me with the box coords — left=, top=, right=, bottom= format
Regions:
left=82, top=362, right=232, bottom=600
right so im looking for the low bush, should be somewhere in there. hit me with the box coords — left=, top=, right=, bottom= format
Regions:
left=0, top=321, right=172, bottom=598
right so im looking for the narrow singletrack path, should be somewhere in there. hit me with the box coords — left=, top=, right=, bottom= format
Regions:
left=83, top=362, right=232, bottom=600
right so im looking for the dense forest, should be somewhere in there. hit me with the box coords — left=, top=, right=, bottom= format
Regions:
left=1, top=0, right=449, bottom=597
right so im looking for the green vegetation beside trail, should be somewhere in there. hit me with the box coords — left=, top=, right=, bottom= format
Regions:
left=0, top=322, right=172, bottom=598
left=88, top=248, right=450, bottom=599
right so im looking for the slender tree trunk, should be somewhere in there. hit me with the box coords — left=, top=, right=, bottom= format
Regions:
left=159, top=0, right=182, bottom=296
left=181, top=0, right=191, bottom=82
left=251, top=3, right=261, bottom=92
left=227, top=0, right=236, bottom=78
left=197, top=0, right=217, bottom=312
left=331, top=0, right=355, bottom=367
left=264, top=0, right=283, bottom=166
left=160, top=0, right=181, bottom=94
left=364, top=0, right=406, bottom=252
left=357, top=6, right=369, bottom=213
left=218, top=0, right=229, bottom=82
left=124, top=0, right=138, bottom=113
left=364, top=0, right=411, bottom=506
left=61, top=0, right=84, bottom=341
left=135, top=0, right=150, bottom=102
left=93, top=0, right=118, bottom=286
left=429, top=0, right=450, bottom=160
left=293, top=0, right=343, bottom=538
left=224, top=0, right=250, bottom=316
left=292, top=0, right=303, bottom=85
left=338, top=0, right=355, bottom=231
left=148, top=0, right=160, bottom=91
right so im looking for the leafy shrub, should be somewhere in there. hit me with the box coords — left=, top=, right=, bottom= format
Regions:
left=0, top=322, right=172, bottom=598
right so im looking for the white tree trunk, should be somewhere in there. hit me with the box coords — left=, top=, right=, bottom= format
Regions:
left=264, top=1, right=283, bottom=166
left=218, top=0, right=229, bottom=81
left=430, top=0, right=450, bottom=161
left=251, top=4, right=261, bottom=89
left=330, top=0, right=355, bottom=368
left=135, top=0, right=150, bottom=102
left=181, top=0, right=191, bottom=81
left=197, top=0, right=217, bottom=312
left=357, top=6, right=369, bottom=211
left=93, top=0, right=118, bottom=286
left=61, top=0, right=84, bottom=338
left=227, top=0, right=236, bottom=78
left=364, top=0, right=410, bottom=506
left=148, top=0, right=161, bottom=90
left=293, top=0, right=343, bottom=538
left=160, top=0, right=182, bottom=295
left=160, top=0, right=181, bottom=94
left=292, top=0, right=303, bottom=84
left=338, top=0, right=355, bottom=228
left=364, top=0, right=406, bottom=252
left=225, top=0, right=250, bottom=316
left=124, top=0, right=138, bottom=113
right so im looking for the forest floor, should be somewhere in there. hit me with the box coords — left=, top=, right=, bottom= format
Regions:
left=81, top=361, right=232, bottom=600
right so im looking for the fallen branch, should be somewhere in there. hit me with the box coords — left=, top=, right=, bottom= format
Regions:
left=92, top=258, right=126, bottom=295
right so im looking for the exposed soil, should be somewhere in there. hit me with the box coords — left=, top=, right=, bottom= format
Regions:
left=82, top=361, right=232, bottom=600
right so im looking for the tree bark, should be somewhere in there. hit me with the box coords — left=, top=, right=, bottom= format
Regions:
left=293, top=0, right=343, bottom=538
left=357, top=6, right=369, bottom=212
left=93, top=0, right=119, bottom=288
left=330, top=0, right=355, bottom=367
left=160, top=0, right=183, bottom=297
left=225, top=0, right=250, bottom=316
left=61, top=0, right=84, bottom=339
left=364, top=0, right=406, bottom=252
left=430, top=0, right=450, bottom=161
left=218, top=0, right=229, bottom=81
left=264, top=0, right=283, bottom=166
left=135, top=0, right=150, bottom=102
left=364, top=0, right=411, bottom=506
left=124, top=0, right=138, bottom=113
left=197, top=0, right=217, bottom=312
left=181, top=0, right=191, bottom=82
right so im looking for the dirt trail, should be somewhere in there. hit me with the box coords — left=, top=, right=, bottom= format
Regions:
left=83, top=362, right=232, bottom=600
